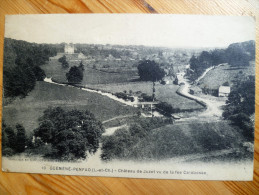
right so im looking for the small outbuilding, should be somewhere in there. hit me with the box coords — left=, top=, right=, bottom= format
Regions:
left=218, top=86, right=231, bottom=97
left=189, top=86, right=202, bottom=95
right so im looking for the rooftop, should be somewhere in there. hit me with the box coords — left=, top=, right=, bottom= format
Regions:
left=219, top=86, right=231, bottom=93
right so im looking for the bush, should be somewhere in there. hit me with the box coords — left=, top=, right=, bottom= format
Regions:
left=156, top=102, right=174, bottom=116
left=140, top=93, right=153, bottom=102
left=58, top=55, right=66, bottom=63
left=66, top=66, right=83, bottom=83
left=34, top=107, right=104, bottom=160
left=115, top=92, right=134, bottom=102
left=2, top=148, right=15, bottom=156
left=15, top=124, right=26, bottom=153
left=115, top=92, right=128, bottom=100
left=101, top=117, right=174, bottom=160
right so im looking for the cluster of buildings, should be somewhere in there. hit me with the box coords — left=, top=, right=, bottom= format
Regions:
left=189, top=84, right=230, bottom=97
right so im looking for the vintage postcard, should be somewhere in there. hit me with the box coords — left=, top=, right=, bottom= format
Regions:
left=2, top=14, right=255, bottom=180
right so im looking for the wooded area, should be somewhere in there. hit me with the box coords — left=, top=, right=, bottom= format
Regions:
left=0, top=0, right=258, bottom=194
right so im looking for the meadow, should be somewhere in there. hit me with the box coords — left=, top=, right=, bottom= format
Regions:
left=197, top=61, right=255, bottom=89
left=87, top=82, right=204, bottom=110
left=41, top=59, right=138, bottom=85
left=3, top=81, right=137, bottom=134
left=41, top=58, right=203, bottom=111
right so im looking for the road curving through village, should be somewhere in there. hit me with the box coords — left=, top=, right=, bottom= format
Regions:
left=176, top=64, right=226, bottom=121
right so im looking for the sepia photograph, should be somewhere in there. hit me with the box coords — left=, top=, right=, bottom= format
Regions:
left=1, top=14, right=255, bottom=180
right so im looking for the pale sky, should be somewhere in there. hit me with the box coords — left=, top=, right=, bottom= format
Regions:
left=5, top=14, right=255, bottom=48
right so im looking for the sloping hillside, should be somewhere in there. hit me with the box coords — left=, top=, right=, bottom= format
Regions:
left=3, top=81, right=137, bottom=134
left=188, top=40, right=255, bottom=81
left=197, top=60, right=255, bottom=90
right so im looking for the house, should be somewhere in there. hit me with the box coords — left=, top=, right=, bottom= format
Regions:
left=190, top=86, right=202, bottom=95
left=218, top=86, right=231, bottom=97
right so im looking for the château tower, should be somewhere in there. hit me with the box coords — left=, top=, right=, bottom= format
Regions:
left=64, top=43, right=74, bottom=54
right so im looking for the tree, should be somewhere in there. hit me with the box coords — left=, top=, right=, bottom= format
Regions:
left=58, top=55, right=66, bottom=63
left=33, top=66, right=46, bottom=81
left=34, top=107, right=104, bottom=159
left=3, top=38, right=56, bottom=98
left=62, top=60, right=69, bottom=69
left=223, top=76, right=255, bottom=140
left=222, top=81, right=230, bottom=86
left=156, top=102, right=173, bottom=116
left=188, top=40, right=255, bottom=82
left=15, top=124, right=26, bottom=153
left=2, top=125, right=16, bottom=149
left=138, top=60, right=165, bottom=102
left=4, top=57, right=37, bottom=98
left=66, top=66, right=83, bottom=83
left=34, top=120, right=54, bottom=143
left=58, top=55, right=69, bottom=68
left=79, top=61, right=85, bottom=71
left=138, top=60, right=165, bottom=82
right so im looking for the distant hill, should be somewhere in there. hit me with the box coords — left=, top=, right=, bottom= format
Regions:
left=226, top=40, right=255, bottom=67
left=188, top=40, right=255, bottom=81
left=227, top=40, right=255, bottom=56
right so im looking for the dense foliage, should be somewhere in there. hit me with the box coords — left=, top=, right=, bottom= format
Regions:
left=114, top=92, right=134, bottom=102
left=66, top=66, right=84, bottom=83
left=139, top=93, right=154, bottom=102
left=189, top=40, right=255, bottom=81
left=156, top=102, right=180, bottom=116
left=3, top=38, right=57, bottom=98
left=222, top=76, right=255, bottom=140
left=34, top=107, right=104, bottom=160
left=137, top=60, right=165, bottom=82
left=101, top=117, right=174, bottom=160
left=58, top=55, right=69, bottom=68
left=2, top=122, right=27, bottom=156
left=226, top=40, right=255, bottom=67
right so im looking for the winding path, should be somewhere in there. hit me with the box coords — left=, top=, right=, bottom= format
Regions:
left=176, top=65, right=226, bottom=121
left=44, top=78, right=139, bottom=107
left=44, top=64, right=225, bottom=129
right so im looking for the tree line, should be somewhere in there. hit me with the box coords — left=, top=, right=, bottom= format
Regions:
left=3, top=38, right=57, bottom=98
left=188, top=40, right=255, bottom=81
left=222, top=76, right=255, bottom=141
left=2, top=107, right=104, bottom=160
left=2, top=122, right=27, bottom=156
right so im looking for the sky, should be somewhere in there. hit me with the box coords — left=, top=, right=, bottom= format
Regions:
left=4, top=14, right=255, bottom=48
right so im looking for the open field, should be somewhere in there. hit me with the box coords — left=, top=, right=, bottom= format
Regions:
left=41, top=58, right=138, bottom=85
left=3, top=81, right=137, bottom=134
left=87, top=82, right=204, bottom=110
left=41, top=57, right=203, bottom=110
left=197, top=61, right=255, bottom=89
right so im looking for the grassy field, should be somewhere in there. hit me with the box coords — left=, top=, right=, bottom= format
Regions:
left=198, top=61, right=255, bottom=89
left=41, top=57, right=203, bottom=110
left=3, top=81, right=137, bottom=134
left=114, top=120, right=247, bottom=160
left=41, top=59, right=138, bottom=85
left=87, top=82, right=203, bottom=110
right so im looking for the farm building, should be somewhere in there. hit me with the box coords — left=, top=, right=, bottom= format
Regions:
left=218, top=86, right=231, bottom=97
left=190, top=86, right=202, bottom=95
